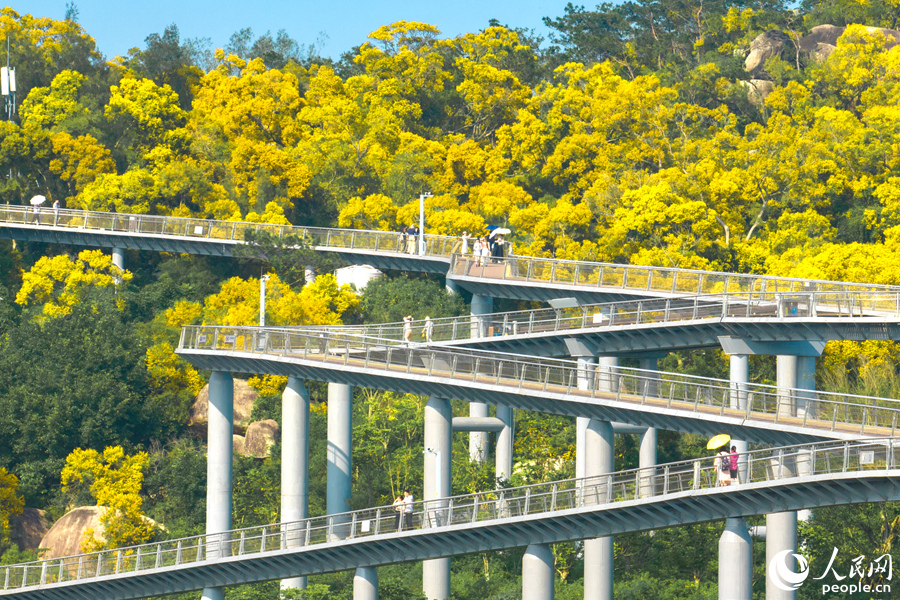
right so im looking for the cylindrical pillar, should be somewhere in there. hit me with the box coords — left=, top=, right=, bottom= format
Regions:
left=795, top=355, right=817, bottom=420
left=496, top=405, right=513, bottom=482
left=639, top=426, right=657, bottom=498
left=203, top=372, right=233, bottom=600
left=281, top=377, right=309, bottom=591
left=776, top=355, right=798, bottom=416
left=304, top=265, right=316, bottom=287
left=730, top=354, right=750, bottom=483
left=327, top=383, right=353, bottom=538
left=523, top=544, right=555, bottom=600
left=597, top=356, right=619, bottom=393
left=575, top=356, right=598, bottom=482
left=584, top=419, right=614, bottom=600
left=469, top=294, right=493, bottom=462
left=576, top=417, right=589, bottom=480
left=766, top=511, right=799, bottom=600
left=112, top=247, right=125, bottom=271
left=424, top=397, right=452, bottom=600
left=445, top=278, right=461, bottom=296
left=719, top=517, right=752, bottom=600
left=468, top=403, right=489, bottom=462
left=354, top=566, right=378, bottom=600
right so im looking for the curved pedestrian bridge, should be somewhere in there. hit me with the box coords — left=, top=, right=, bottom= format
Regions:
left=177, top=326, right=900, bottom=445
left=304, top=292, right=900, bottom=356
left=2, top=205, right=898, bottom=301
left=0, top=439, right=896, bottom=600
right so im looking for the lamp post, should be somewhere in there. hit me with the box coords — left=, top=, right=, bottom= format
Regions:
left=260, top=274, right=270, bottom=326
left=419, top=192, right=432, bottom=256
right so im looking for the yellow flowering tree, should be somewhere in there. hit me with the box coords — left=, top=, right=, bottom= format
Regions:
left=61, top=446, right=155, bottom=552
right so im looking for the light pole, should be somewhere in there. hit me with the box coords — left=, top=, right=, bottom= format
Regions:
left=1, top=37, right=15, bottom=122
left=260, top=274, right=270, bottom=326
left=419, top=192, right=432, bottom=256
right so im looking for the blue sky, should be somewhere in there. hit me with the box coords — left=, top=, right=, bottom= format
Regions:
left=8, top=0, right=571, bottom=60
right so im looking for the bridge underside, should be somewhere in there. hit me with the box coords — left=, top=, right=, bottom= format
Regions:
left=449, top=275, right=681, bottom=304
left=178, top=349, right=868, bottom=445
left=12, top=472, right=898, bottom=600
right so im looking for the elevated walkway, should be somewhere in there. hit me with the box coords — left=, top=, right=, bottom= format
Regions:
left=1, top=439, right=896, bottom=600
left=3, top=206, right=899, bottom=301
left=309, top=292, right=900, bottom=356
left=177, top=326, right=900, bottom=445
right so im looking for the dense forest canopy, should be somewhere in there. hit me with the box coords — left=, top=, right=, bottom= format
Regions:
left=1, top=1, right=900, bottom=598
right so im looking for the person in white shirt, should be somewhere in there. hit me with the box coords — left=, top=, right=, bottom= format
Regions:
left=402, top=490, right=414, bottom=530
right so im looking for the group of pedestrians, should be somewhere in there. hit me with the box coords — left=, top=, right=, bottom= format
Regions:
left=461, top=231, right=506, bottom=266
left=399, top=225, right=420, bottom=254
left=403, top=315, right=435, bottom=343
left=715, top=445, right=740, bottom=486
left=392, top=490, right=415, bottom=531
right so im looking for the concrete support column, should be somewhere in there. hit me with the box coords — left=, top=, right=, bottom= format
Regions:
left=729, top=355, right=750, bottom=483
left=638, top=357, right=659, bottom=498
left=424, top=397, right=452, bottom=600
left=719, top=517, right=753, bottom=600
left=281, top=377, right=309, bottom=592
left=523, top=544, right=555, bottom=600
left=445, top=278, right=461, bottom=296
left=795, top=355, right=817, bottom=420
left=202, top=371, right=233, bottom=600
left=597, top=356, right=619, bottom=393
left=776, top=355, right=798, bottom=416
left=112, top=247, right=125, bottom=271
left=766, top=511, right=799, bottom=600
left=304, top=265, right=316, bottom=287
left=584, top=419, right=614, bottom=600
left=354, top=566, right=378, bottom=600
left=495, top=404, right=513, bottom=482
left=327, top=383, right=353, bottom=539
left=575, top=357, right=598, bottom=481
left=469, top=294, right=493, bottom=463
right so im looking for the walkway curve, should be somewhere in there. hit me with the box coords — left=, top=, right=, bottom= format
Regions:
left=0, top=439, right=896, bottom=600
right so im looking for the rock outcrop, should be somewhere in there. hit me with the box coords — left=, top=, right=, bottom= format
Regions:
left=744, top=30, right=791, bottom=78
left=243, top=420, right=279, bottom=458
left=10, top=508, right=49, bottom=552
left=189, top=379, right=258, bottom=436
left=38, top=506, right=106, bottom=559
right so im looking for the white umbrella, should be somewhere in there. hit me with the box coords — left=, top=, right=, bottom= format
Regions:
left=29, top=195, right=46, bottom=206
left=489, top=227, right=511, bottom=237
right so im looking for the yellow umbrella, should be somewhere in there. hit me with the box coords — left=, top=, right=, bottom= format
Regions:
left=707, top=434, right=731, bottom=450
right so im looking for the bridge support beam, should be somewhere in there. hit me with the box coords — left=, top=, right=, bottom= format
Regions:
left=584, top=419, right=614, bottom=600
left=424, top=397, right=452, bottom=600
left=327, top=383, right=353, bottom=538
left=766, top=511, right=798, bottom=600
left=445, top=278, right=461, bottom=296
left=638, top=357, right=660, bottom=498
left=719, top=517, right=752, bottom=600
left=281, top=377, right=309, bottom=592
left=202, top=371, right=233, bottom=600
left=523, top=544, right=555, bottom=600
left=469, top=294, right=493, bottom=462
left=729, top=355, right=750, bottom=482
left=354, top=566, right=378, bottom=600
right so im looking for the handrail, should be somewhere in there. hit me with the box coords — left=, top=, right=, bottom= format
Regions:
left=0, top=205, right=460, bottom=259
left=178, top=326, right=900, bottom=438
left=299, top=292, right=900, bottom=344
left=450, top=254, right=900, bottom=295
left=3, top=438, right=895, bottom=590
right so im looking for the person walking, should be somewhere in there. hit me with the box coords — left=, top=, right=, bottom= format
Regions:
left=480, top=237, right=490, bottom=266
left=461, top=231, right=470, bottom=255
left=729, top=445, right=739, bottom=484
left=422, top=316, right=434, bottom=342
left=402, top=489, right=415, bottom=530
left=407, top=225, right=418, bottom=254
left=52, top=199, right=60, bottom=226
left=392, top=495, right=404, bottom=531
left=31, top=203, right=41, bottom=225
left=472, top=237, right=482, bottom=262
left=715, top=447, right=732, bottom=486
left=403, top=315, right=414, bottom=343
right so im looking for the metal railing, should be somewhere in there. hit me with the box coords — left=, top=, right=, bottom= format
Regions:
left=450, top=254, right=900, bottom=296
left=302, top=292, right=900, bottom=344
left=0, top=205, right=461, bottom=259
left=179, top=326, right=900, bottom=437
left=3, top=438, right=895, bottom=591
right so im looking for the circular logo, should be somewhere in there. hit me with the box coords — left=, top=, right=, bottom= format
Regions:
left=769, top=549, right=810, bottom=591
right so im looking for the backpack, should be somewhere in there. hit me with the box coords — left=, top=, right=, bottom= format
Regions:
left=720, top=453, right=731, bottom=471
